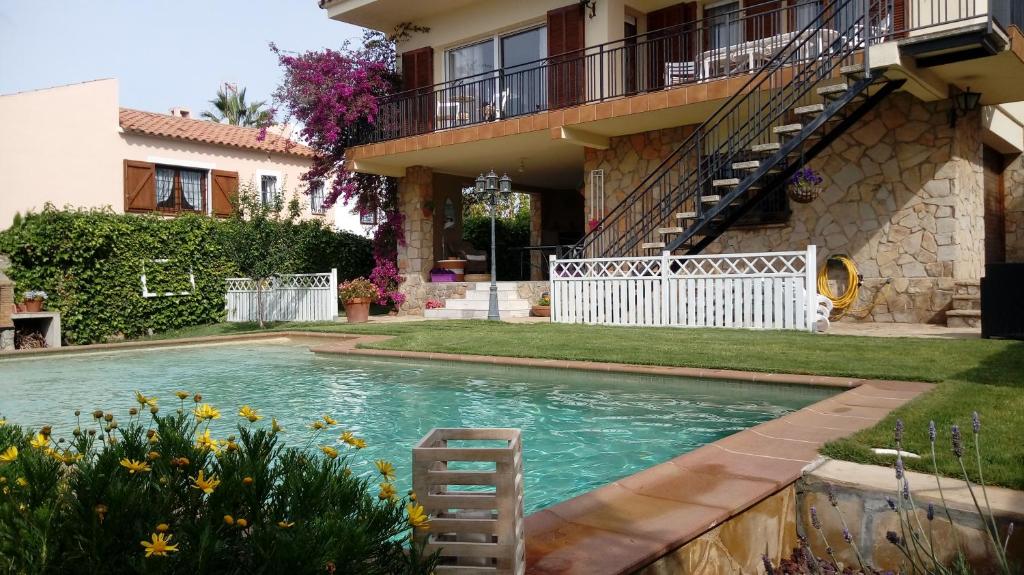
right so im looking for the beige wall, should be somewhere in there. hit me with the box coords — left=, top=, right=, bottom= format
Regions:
left=0, top=78, right=328, bottom=229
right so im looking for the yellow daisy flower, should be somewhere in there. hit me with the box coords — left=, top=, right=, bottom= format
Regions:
left=190, top=470, right=221, bottom=494
left=193, top=404, right=221, bottom=421
left=15, top=477, right=29, bottom=487
left=407, top=503, right=430, bottom=530
left=155, top=523, right=170, bottom=533
left=140, top=532, right=179, bottom=558
left=223, top=514, right=234, bottom=525
left=339, top=431, right=356, bottom=445
left=29, top=434, right=48, bottom=450
left=375, top=459, right=396, bottom=481
left=175, top=391, right=190, bottom=400
left=134, top=391, right=158, bottom=408
left=321, top=445, right=339, bottom=459
left=238, top=405, right=262, bottom=422
left=271, top=417, right=285, bottom=433
left=322, top=415, right=338, bottom=426
left=195, top=429, right=220, bottom=453
left=352, top=438, right=367, bottom=449
left=277, top=520, right=295, bottom=529
left=120, top=458, right=151, bottom=474
left=0, top=446, right=17, bottom=463
left=310, top=421, right=325, bottom=431
left=378, top=482, right=397, bottom=501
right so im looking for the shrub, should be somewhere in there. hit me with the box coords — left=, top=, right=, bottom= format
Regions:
left=0, top=394, right=437, bottom=574
left=462, top=208, right=530, bottom=281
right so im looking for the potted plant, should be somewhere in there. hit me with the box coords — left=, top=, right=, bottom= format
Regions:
left=429, top=267, right=458, bottom=283
left=23, top=290, right=47, bottom=313
left=531, top=293, right=551, bottom=317
left=787, top=167, right=824, bottom=203
left=338, top=278, right=379, bottom=324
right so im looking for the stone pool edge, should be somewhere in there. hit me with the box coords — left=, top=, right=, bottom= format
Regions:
left=308, top=335, right=934, bottom=575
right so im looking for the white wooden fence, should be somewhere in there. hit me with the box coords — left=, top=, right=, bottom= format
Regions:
left=549, top=247, right=818, bottom=331
left=225, top=269, right=338, bottom=323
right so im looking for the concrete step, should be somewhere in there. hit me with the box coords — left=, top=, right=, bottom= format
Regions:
left=462, top=289, right=523, bottom=301
left=954, top=280, right=980, bottom=297
left=445, top=298, right=530, bottom=311
left=817, top=83, right=848, bottom=97
left=676, top=211, right=697, bottom=219
left=712, top=178, right=740, bottom=187
left=658, top=226, right=684, bottom=234
left=642, top=241, right=666, bottom=250
left=750, top=142, right=781, bottom=153
left=732, top=160, right=760, bottom=170
left=795, top=103, right=826, bottom=115
left=946, top=309, right=981, bottom=329
left=701, top=195, right=722, bottom=203
left=470, top=282, right=518, bottom=291
left=951, top=294, right=981, bottom=311
left=840, top=64, right=865, bottom=77
left=773, top=123, right=803, bottom=135
left=424, top=308, right=530, bottom=320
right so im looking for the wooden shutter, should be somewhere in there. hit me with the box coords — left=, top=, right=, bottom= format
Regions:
left=646, top=2, right=695, bottom=90
left=892, top=0, right=906, bottom=38
left=401, top=46, right=434, bottom=135
left=123, top=160, right=156, bottom=213
left=745, top=0, right=780, bottom=40
left=547, top=4, right=586, bottom=109
left=211, top=170, right=239, bottom=217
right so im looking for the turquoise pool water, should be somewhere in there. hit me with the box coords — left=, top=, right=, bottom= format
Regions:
left=0, top=343, right=833, bottom=513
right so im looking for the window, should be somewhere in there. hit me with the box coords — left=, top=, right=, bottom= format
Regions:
left=795, top=0, right=823, bottom=29
left=260, top=175, right=278, bottom=204
left=706, top=2, right=742, bottom=50
left=447, top=39, right=495, bottom=82
left=155, top=166, right=206, bottom=213
left=310, top=181, right=326, bottom=214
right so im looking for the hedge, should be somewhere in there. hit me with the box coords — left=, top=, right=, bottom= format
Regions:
left=0, top=206, right=372, bottom=344
left=462, top=209, right=531, bottom=281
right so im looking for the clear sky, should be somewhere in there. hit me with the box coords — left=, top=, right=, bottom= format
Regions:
left=0, top=0, right=363, bottom=112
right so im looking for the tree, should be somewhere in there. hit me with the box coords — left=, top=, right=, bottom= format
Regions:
left=221, top=184, right=301, bottom=327
left=202, top=84, right=272, bottom=127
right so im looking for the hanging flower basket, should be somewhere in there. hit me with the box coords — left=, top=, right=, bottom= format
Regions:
left=787, top=167, right=824, bottom=204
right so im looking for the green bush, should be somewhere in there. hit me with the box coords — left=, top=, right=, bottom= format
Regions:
left=0, top=395, right=436, bottom=574
left=0, top=206, right=372, bottom=344
left=462, top=208, right=531, bottom=281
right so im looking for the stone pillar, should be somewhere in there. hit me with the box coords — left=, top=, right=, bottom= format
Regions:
left=951, top=108, right=985, bottom=281
left=530, top=193, right=543, bottom=280
left=398, top=166, right=434, bottom=315
left=0, top=272, right=13, bottom=351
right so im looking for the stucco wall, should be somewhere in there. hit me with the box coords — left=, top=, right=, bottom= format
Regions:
left=583, top=92, right=987, bottom=323
left=0, top=79, right=327, bottom=229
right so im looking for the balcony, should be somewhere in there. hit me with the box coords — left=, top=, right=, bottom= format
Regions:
left=348, top=0, right=1022, bottom=152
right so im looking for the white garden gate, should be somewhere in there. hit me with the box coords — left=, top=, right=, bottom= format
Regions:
left=549, top=247, right=818, bottom=331
left=225, top=269, right=338, bottom=323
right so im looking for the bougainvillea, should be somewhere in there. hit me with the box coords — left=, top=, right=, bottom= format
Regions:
left=268, top=30, right=413, bottom=309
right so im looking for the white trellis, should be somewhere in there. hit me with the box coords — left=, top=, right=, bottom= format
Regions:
left=549, top=247, right=818, bottom=331
left=225, top=269, right=338, bottom=323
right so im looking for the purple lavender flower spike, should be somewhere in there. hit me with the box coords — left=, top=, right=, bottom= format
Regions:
left=951, top=424, right=963, bottom=458
left=972, top=411, right=980, bottom=434
left=927, top=503, right=934, bottom=521
left=842, top=527, right=853, bottom=543
left=827, top=484, right=838, bottom=507
left=811, top=506, right=822, bottom=530
left=894, top=418, right=904, bottom=444
left=895, top=456, right=904, bottom=480
left=903, top=477, right=910, bottom=500
left=928, top=420, right=936, bottom=443
left=886, top=496, right=897, bottom=510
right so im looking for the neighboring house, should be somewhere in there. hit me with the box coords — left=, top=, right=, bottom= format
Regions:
left=322, top=0, right=1024, bottom=324
left=0, top=78, right=331, bottom=227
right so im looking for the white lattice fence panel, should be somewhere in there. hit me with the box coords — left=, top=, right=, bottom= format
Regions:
left=225, top=270, right=338, bottom=323
left=550, top=248, right=817, bottom=331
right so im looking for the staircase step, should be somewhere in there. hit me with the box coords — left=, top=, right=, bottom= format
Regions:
left=658, top=226, right=683, bottom=234
left=712, top=178, right=740, bottom=187
left=750, top=142, right=781, bottom=153
left=676, top=211, right=697, bottom=219
left=816, top=83, right=849, bottom=97
left=471, top=282, right=518, bottom=291
left=700, top=195, right=722, bottom=203
left=795, top=103, right=826, bottom=115
left=773, top=123, right=803, bottom=135
left=463, top=289, right=525, bottom=301
left=732, top=160, right=761, bottom=170
left=840, top=64, right=865, bottom=77
left=424, top=308, right=530, bottom=320
left=946, top=309, right=981, bottom=329
left=642, top=242, right=666, bottom=250
left=446, top=298, right=530, bottom=311
left=951, top=294, right=982, bottom=311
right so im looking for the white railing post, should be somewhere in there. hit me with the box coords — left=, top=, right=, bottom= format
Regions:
left=805, top=245, right=818, bottom=332
left=549, top=255, right=559, bottom=323
left=661, top=250, right=671, bottom=326
left=330, top=268, right=339, bottom=320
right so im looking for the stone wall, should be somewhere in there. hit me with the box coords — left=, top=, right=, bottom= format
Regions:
left=397, top=166, right=434, bottom=315
left=582, top=93, right=987, bottom=323
left=422, top=280, right=549, bottom=305
left=0, top=271, right=13, bottom=351
left=1006, top=153, right=1024, bottom=262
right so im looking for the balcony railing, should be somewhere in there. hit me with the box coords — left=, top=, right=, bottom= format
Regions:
left=354, top=0, right=1020, bottom=146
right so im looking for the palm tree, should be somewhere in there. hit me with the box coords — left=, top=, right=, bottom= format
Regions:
left=201, top=84, right=271, bottom=127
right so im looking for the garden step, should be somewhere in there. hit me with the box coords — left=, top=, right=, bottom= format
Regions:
left=471, top=282, right=518, bottom=291
left=795, top=103, right=826, bottom=115
left=462, top=290, right=524, bottom=301
left=945, top=309, right=981, bottom=329
left=658, top=227, right=684, bottom=234
left=445, top=298, right=531, bottom=311
left=951, top=295, right=981, bottom=311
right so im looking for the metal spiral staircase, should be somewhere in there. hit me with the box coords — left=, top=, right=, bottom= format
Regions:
left=569, top=0, right=904, bottom=259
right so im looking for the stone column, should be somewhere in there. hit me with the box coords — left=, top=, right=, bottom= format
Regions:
left=0, top=272, right=13, bottom=351
left=397, top=166, right=434, bottom=315
left=530, top=193, right=543, bottom=280
left=951, top=108, right=985, bottom=281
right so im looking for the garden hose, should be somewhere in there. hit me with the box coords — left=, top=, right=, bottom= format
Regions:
left=817, top=255, right=862, bottom=320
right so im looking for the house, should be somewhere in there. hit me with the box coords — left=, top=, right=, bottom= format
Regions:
left=0, top=78, right=330, bottom=227
left=322, top=0, right=1024, bottom=324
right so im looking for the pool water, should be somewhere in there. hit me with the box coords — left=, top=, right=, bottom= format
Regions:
left=0, top=343, right=833, bottom=513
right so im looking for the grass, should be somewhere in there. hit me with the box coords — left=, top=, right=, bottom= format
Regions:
left=142, top=320, right=1024, bottom=489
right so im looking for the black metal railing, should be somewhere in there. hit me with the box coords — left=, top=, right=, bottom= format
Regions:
left=569, top=0, right=882, bottom=258
left=361, top=0, right=845, bottom=144
left=877, top=0, right=1024, bottom=39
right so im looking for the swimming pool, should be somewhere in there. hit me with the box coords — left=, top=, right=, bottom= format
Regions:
left=0, top=342, right=834, bottom=513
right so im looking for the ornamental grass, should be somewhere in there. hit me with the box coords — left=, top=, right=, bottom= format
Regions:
left=0, top=394, right=437, bottom=574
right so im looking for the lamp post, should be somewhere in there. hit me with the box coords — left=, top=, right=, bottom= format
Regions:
left=474, top=170, right=512, bottom=320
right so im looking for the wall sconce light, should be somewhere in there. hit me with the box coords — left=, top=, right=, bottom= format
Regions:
left=579, top=0, right=597, bottom=19
left=949, top=86, right=981, bottom=128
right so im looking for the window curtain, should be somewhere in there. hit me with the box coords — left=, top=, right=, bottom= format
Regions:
left=156, top=168, right=175, bottom=207
left=707, top=2, right=742, bottom=51
left=310, top=182, right=325, bottom=213
left=180, top=170, right=203, bottom=211
left=261, top=176, right=277, bottom=204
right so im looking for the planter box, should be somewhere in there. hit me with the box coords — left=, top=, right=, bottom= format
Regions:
left=436, top=259, right=466, bottom=282
left=430, top=271, right=457, bottom=283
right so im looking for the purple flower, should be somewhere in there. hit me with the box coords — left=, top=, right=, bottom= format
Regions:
left=903, top=477, right=910, bottom=500
left=842, top=527, right=853, bottom=543
left=762, top=554, right=775, bottom=575
left=827, top=484, right=838, bottom=507
left=972, top=411, right=980, bottom=434
left=810, top=506, right=822, bottom=530
left=886, top=496, right=897, bottom=511
left=886, top=531, right=903, bottom=546
left=929, top=420, right=936, bottom=443
left=927, top=503, right=934, bottom=521
left=895, top=456, right=904, bottom=480
left=951, top=424, right=963, bottom=458
left=894, top=419, right=904, bottom=444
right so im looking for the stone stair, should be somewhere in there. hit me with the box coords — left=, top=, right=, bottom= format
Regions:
left=946, top=280, right=981, bottom=328
left=424, top=283, right=531, bottom=320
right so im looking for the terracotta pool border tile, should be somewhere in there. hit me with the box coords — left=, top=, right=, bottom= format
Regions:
left=4, top=331, right=932, bottom=575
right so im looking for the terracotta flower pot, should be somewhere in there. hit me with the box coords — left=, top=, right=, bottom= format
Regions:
left=23, top=298, right=43, bottom=313
left=14, top=302, right=26, bottom=313
left=531, top=305, right=551, bottom=317
left=343, top=298, right=372, bottom=323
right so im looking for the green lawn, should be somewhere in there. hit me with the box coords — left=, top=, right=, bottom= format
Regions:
left=144, top=320, right=1024, bottom=489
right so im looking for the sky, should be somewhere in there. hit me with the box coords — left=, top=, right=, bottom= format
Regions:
left=0, top=1, right=366, bottom=231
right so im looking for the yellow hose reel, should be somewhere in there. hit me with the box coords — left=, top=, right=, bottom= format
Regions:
left=817, top=255, right=862, bottom=320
